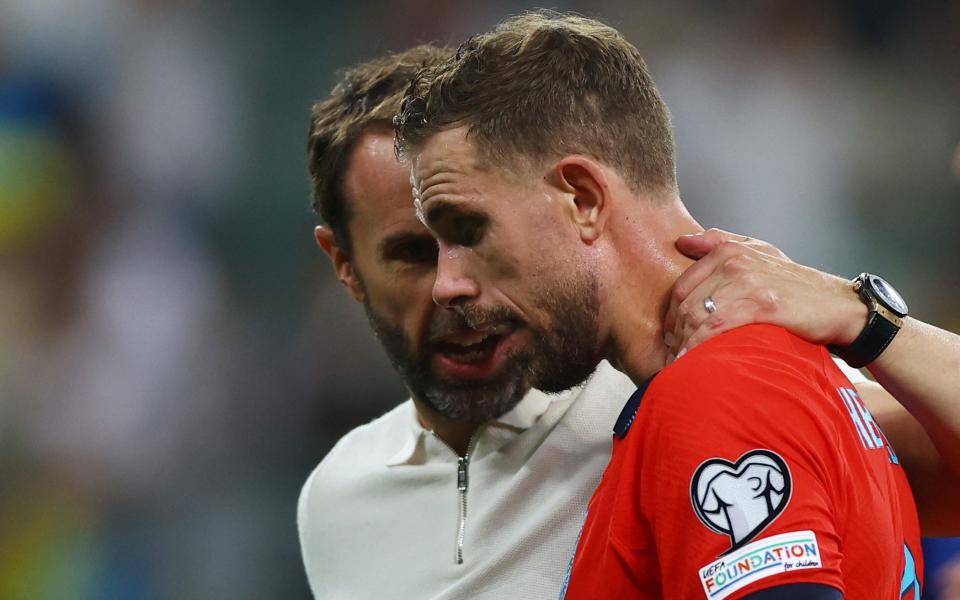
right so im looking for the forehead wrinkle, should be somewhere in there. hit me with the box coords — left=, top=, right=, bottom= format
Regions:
left=419, top=178, right=473, bottom=206
left=418, top=162, right=483, bottom=219
left=419, top=180, right=486, bottom=234
left=415, top=135, right=483, bottom=186
left=414, top=134, right=487, bottom=226
left=418, top=160, right=473, bottom=196
left=418, top=154, right=471, bottom=180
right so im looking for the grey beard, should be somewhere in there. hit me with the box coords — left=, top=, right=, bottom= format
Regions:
left=362, top=302, right=529, bottom=423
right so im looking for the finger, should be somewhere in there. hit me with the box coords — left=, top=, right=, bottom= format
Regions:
left=672, top=274, right=732, bottom=352
left=668, top=292, right=709, bottom=354
left=670, top=270, right=738, bottom=353
left=672, top=267, right=774, bottom=352
left=675, top=228, right=752, bottom=260
left=666, top=253, right=726, bottom=348
left=739, top=236, right=790, bottom=261
left=678, top=229, right=793, bottom=263
left=678, top=298, right=761, bottom=355
left=666, top=240, right=756, bottom=338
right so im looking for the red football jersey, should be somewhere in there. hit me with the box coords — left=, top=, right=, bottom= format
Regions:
left=560, top=324, right=922, bottom=599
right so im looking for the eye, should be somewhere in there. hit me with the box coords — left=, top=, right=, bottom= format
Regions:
left=382, top=236, right=439, bottom=265
left=449, top=215, right=486, bottom=247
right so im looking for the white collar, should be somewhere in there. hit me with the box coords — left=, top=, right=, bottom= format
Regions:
left=385, top=390, right=557, bottom=466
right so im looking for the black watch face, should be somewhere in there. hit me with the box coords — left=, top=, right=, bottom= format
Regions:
left=867, top=274, right=908, bottom=316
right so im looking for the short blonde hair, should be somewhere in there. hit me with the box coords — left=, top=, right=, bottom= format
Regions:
left=395, top=11, right=676, bottom=194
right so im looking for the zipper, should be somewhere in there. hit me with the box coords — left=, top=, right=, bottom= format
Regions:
left=430, top=429, right=482, bottom=565
left=456, top=454, right=470, bottom=565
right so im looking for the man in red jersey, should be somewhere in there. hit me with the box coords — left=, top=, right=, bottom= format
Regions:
left=395, top=10, right=923, bottom=599
left=560, top=324, right=921, bottom=599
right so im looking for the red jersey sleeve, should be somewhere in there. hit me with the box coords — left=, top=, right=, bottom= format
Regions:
left=634, top=327, right=847, bottom=599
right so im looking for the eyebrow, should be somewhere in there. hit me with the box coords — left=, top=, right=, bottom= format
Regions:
left=423, top=199, right=477, bottom=230
left=377, top=231, right=434, bottom=257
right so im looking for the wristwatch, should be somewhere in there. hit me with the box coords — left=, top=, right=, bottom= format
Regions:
left=828, top=273, right=908, bottom=368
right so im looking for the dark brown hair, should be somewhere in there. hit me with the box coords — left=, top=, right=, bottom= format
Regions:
left=395, top=11, right=676, bottom=194
left=307, top=44, right=452, bottom=254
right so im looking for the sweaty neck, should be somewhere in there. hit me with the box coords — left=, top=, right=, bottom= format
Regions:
left=601, top=197, right=702, bottom=384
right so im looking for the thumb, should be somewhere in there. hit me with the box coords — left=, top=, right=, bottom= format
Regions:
left=675, top=228, right=746, bottom=259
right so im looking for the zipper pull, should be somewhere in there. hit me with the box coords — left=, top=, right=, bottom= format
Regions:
left=457, top=456, right=469, bottom=491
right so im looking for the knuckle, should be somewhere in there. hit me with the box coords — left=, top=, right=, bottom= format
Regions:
left=756, top=288, right=781, bottom=312
left=671, top=280, right=690, bottom=303
left=704, top=313, right=723, bottom=329
left=750, top=287, right=780, bottom=311
left=716, top=239, right=735, bottom=253
left=687, top=309, right=704, bottom=328
left=721, top=253, right=750, bottom=275
left=717, top=240, right=747, bottom=259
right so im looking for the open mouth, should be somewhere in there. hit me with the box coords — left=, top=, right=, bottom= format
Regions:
left=436, top=330, right=503, bottom=362
left=431, top=323, right=519, bottom=380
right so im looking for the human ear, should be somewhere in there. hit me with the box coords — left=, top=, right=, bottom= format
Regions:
left=550, top=156, right=610, bottom=243
left=315, top=226, right=364, bottom=302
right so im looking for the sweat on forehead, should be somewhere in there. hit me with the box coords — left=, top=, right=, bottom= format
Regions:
left=410, top=135, right=526, bottom=227
left=411, top=128, right=540, bottom=197
left=411, top=162, right=480, bottom=229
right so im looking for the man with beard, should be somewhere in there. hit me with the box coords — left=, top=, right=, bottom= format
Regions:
left=301, top=37, right=958, bottom=600
left=394, top=12, right=930, bottom=599
left=299, top=45, right=637, bottom=600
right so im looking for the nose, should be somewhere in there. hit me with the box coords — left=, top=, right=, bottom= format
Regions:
left=433, top=247, right=480, bottom=309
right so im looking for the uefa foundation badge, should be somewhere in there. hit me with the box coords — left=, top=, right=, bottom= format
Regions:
left=697, top=530, right=822, bottom=599
left=690, top=449, right=822, bottom=598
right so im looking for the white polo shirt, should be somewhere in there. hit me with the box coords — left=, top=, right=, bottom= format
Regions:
left=298, top=361, right=634, bottom=600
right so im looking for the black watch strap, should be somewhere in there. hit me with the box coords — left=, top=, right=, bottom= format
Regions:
left=828, top=305, right=901, bottom=369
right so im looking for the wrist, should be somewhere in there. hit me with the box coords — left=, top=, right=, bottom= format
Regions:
left=827, top=273, right=909, bottom=368
left=827, top=275, right=870, bottom=346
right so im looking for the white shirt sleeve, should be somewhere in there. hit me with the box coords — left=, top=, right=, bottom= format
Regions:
left=298, top=467, right=324, bottom=598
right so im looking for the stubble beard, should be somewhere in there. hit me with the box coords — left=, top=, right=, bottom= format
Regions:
left=519, top=266, right=604, bottom=393
left=452, top=263, right=603, bottom=394
left=359, top=263, right=602, bottom=422
left=362, top=302, right=530, bottom=423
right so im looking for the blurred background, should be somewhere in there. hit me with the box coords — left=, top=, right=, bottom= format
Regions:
left=0, top=0, right=957, bottom=598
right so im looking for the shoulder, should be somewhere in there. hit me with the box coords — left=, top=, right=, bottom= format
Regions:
left=666, top=324, right=820, bottom=384
left=298, top=400, right=415, bottom=516
left=297, top=401, right=416, bottom=594
left=650, top=324, right=828, bottom=409
left=636, top=325, right=844, bottom=452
